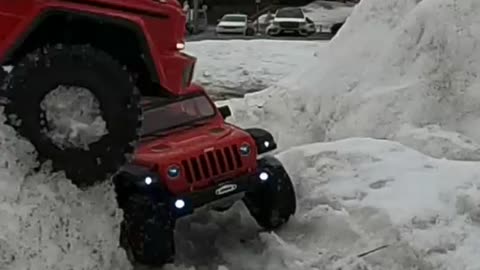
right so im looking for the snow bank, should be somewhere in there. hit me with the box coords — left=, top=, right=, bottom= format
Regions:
left=303, top=0, right=353, bottom=25
left=226, top=0, right=480, bottom=161
left=186, top=40, right=322, bottom=100
left=167, top=138, right=480, bottom=270
left=0, top=110, right=130, bottom=270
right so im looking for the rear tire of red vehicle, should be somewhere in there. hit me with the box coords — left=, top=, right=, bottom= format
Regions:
left=3, top=44, right=142, bottom=187
left=120, top=194, right=175, bottom=267
left=243, top=156, right=297, bottom=231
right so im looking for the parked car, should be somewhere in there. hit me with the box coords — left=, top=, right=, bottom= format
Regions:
left=266, top=7, right=316, bottom=36
left=215, top=14, right=255, bottom=36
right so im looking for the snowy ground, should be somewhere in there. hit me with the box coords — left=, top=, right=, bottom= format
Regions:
left=2, top=0, right=480, bottom=269
left=185, top=40, right=324, bottom=100
left=166, top=138, right=480, bottom=270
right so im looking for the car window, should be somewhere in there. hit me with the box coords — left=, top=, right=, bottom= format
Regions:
left=276, top=8, right=304, bottom=18
left=222, top=15, right=247, bottom=22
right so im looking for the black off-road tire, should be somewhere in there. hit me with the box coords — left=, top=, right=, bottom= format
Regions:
left=3, top=44, right=142, bottom=187
left=243, top=156, right=297, bottom=231
left=120, top=194, right=176, bottom=267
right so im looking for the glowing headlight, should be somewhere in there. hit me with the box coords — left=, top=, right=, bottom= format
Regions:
left=176, top=42, right=185, bottom=50
left=175, top=199, right=185, bottom=209
left=239, top=144, right=251, bottom=156
left=167, top=165, right=181, bottom=179
left=259, top=172, right=269, bottom=181
left=264, top=141, right=270, bottom=148
left=144, top=176, right=153, bottom=185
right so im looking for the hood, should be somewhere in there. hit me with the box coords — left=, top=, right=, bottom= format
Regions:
left=273, top=17, right=306, bottom=23
left=135, top=123, right=254, bottom=162
left=218, top=21, right=247, bottom=27
left=134, top=122, right=258, bottom=193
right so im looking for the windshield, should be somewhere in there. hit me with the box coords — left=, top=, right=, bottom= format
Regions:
left=141, top=95, right=216, bottom=135
left=276, top=8, right=304, bottom=18
left=222, top=15, right=247, bottom=22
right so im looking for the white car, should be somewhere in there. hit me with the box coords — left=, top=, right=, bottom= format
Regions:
left=215, top=14, right=255, bottom=36
left=266, top=7, right=316, bottom=36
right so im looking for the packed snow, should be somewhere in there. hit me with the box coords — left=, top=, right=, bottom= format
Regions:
left=1, top=0, right=480, bottom=269
left=40, top=86, right=108, bottom=150
left=168, top=138, right=480, bottom=270
left=0, top=110, right=130, bottom=270
left=185, top=40, right=324, bottom=100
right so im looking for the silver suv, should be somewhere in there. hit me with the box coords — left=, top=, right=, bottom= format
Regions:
left=266, top=7, right=316, bottom=36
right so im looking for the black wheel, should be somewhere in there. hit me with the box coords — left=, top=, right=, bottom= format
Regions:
left=246, top=28, right=255, bottom=36
left=243, top=156, right=296, bottom=230
left=3, top=44, right=142, bottom=187
left=120, top=194, right=175, bottom=267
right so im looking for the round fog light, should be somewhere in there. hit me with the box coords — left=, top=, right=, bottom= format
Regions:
left=167, top=165, right=181, bottom=179
left=239, top=143, right=251, bottom=156
left=259, top=172, right=269, bottom=181
left=145, top=176, right=153, bottom=185
left=175, top=199, right=185, bottom=209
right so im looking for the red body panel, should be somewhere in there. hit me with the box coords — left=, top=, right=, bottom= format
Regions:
left=0, top=0, right=194, bottom=95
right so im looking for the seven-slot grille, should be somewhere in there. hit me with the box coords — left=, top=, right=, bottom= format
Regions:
left=181, top=145, right=243, bottom=183
left=279, top=22, right=300, bottom=29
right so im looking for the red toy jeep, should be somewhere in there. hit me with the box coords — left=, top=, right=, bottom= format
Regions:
left=113, top=84, right=296, bottom=266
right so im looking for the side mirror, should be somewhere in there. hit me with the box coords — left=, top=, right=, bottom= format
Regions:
left=218, top=105, right=232, bottom=119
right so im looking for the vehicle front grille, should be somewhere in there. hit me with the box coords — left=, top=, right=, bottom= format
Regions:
left=279, top=22, right=300, bottom=29
left=181, top=145, right=243, bottom=183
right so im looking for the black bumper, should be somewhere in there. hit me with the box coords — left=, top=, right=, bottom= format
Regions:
left=167, top=173, right=267, bottom=218
left=113, top=164, right=268, bottom=219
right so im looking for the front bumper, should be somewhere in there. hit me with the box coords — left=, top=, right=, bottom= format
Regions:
left=113, top=164, right=270, bottom=219
left=216, top=27, right=246, bottom=34
left=267, top=24, right=314, bottom=34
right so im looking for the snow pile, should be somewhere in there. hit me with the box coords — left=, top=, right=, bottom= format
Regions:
left=0, top=110, right=130, bottom=270
left=303, top=0, right=354, bottom=25
left=169, top=138, right=480, bottom=270
left=186, top=40, right=322, bottom=100
left=226, top=0, right=480, bottom=161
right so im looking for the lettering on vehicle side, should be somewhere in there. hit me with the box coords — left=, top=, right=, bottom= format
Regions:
left=215, top=184, right=237, bottom=196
